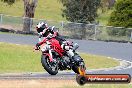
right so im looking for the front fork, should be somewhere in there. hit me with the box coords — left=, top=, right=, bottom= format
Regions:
left=49, top=49, right=53, bottom=62
left=41, top=41, right=53, bottom=62
left=78, top=66, right=86, bottom=75
left=72, top=53, right=86, bottom=75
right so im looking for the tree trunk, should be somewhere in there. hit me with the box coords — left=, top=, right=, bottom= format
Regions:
left=23, top=0, right=37, bottom=32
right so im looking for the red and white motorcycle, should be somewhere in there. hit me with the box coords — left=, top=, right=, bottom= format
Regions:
left=35, top=37, right=86, bottom=75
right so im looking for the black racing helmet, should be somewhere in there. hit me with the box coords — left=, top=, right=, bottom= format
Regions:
left=36, top=22, right=48, bottom=33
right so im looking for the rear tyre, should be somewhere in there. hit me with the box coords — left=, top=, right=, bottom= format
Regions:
left=41, top=54, right=58, bottom=75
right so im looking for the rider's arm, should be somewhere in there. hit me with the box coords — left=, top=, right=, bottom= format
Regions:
left=38, top=34, right=42, bottom=42
left=37, top=37, right=47, bottom=46
left=35, top=37, right=47, bottom=50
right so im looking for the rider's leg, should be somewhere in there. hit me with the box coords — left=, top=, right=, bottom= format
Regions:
left=61, top=42, right=74, bottom=57
left=61, top=42, right=85, bottom=69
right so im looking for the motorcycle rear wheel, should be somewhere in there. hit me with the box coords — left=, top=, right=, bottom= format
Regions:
left=41, top=54, right=58, bottom=75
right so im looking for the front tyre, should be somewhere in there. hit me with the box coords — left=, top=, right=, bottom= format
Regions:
left=72, top=61, right=85, bottom=74
left=72, top=65, right=80, bottom=74
left=41, top=54, right=58, bottom=75
left=72, top=53, right=86, bottom=74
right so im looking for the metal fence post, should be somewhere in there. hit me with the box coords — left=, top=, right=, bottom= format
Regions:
left=60, top=21, right=64, bottom=34
left=61, top=21, right=64, bottom=28
left=30, top=18, right=33, bottom=32
left=0, top=14, right=3, bottom=24
left=94, top=25, right=97, bottom=40
left=130, top=32, right=132, bottom=41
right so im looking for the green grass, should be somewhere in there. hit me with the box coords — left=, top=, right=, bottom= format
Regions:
left=81, top=53, right=119, bottom=69
left=0, top=0, right=113, bottom=25
left=0, top=42, right=42, bottom=73
left=0, top=42, right=119, bottom=73
left=0, top=0, right=65, bottom=21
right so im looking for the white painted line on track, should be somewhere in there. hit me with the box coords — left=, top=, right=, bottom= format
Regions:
left=86, top=57, right=132, bottom=72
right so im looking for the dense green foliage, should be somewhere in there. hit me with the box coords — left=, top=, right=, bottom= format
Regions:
left=60, top=0, right=100, bottom=23
left=1, top=0, right=16, bottom=5
left=108, top=0, right=132, bottom=28
left=99, top=0, right=115, bottom=12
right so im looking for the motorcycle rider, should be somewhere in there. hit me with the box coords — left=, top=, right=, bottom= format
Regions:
left=34, top=22, right=75, bottom=59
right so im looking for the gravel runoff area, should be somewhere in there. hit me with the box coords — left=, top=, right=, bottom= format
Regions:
left=0, top=79, right=78, bottom=88
left=0, top=79, right=131, bottom=88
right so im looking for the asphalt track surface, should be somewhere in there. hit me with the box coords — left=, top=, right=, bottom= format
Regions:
left=0, top=33, right=132, bottom=79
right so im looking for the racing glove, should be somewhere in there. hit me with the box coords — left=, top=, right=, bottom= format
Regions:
left=34, top=43, right=40, bottom=50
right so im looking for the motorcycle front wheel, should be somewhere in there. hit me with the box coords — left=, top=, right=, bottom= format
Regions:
left=41, top=54, right=58, bottom=75
left=72, top=53, right=86, bottom=74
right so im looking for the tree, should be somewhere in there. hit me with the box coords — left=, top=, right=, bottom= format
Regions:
left=1, top=0, right=38, bottom=32
left=23, top=0, right=38, bottom=32
left=60, top=0, right=100, bottom=23
left=60, top=0, right=100, bottom=39
left=100, top=0, right=115, bottom=12
left=108, top=0, right=116, bottom=8
left=1, top=0, right=15, bottom=5
left=108, top=0, right=132, bottom=28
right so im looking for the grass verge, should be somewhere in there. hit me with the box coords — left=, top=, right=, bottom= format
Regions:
left=0, top=42, right=119, bottom=73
